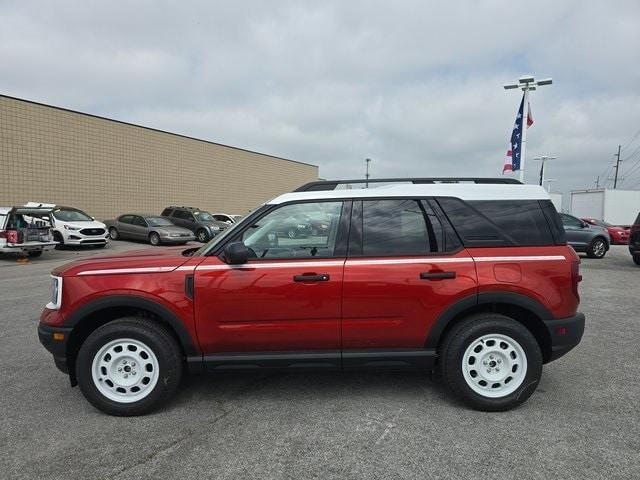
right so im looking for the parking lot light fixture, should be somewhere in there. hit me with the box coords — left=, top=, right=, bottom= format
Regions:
left=503, top=75, right=553, bottom=182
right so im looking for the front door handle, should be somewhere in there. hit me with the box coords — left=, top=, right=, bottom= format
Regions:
left=420, top=271, right=456, bottom=280
left=293, top=274, right=330, bottom=282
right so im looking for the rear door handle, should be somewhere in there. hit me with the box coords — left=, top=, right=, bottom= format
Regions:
left=420, top=271, right=456, bottom=280
left=293, top=274, right=330, bottom=282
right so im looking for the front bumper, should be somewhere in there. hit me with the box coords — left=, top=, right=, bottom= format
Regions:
left=38, top=322, right=73, bottom=374
left=160, top=235, right=196, bottom=243
left=543, top=313, right=585, bottom=363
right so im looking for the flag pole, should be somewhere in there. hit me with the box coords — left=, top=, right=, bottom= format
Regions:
left=519, top=87, right=529, bottom=183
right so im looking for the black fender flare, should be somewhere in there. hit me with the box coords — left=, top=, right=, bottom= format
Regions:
left=65, top=295, right=199, bottom=356
left=425, top=291, right=553, bottom=350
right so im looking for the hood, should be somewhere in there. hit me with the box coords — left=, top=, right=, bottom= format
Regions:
left=58, top=219, right=106, bottom=230
left=200, top=220, right=228, bottom=228
left=155, top=225, right=194, bottom=235
left=52, top=246, right=193, bottom=277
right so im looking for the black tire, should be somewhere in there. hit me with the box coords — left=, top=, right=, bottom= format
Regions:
left=439, top=313, right=542, bottom=412
left=53, top=231, right=65, bottom=249
left=586, top=237, right=607, bottom=258
left=27, top=250, right=43, bottom=258
left=196, top=229, right=209, bottom=243
left=149, top=232, right=161, bottom=246
left=109, top=227, right=120, bottom=240
left=633, top=254, right=640, bottom=266
left=75, top=317, right=183, bottom=416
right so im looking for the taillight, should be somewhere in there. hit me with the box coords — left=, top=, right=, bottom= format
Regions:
left=571, top=260, right=582, bottom=299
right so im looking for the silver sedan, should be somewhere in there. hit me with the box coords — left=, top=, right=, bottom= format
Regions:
left=105, top=214, right=195, bottom=245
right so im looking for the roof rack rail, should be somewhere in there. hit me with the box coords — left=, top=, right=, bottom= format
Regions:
left=294, top=177, right=523, bottom=192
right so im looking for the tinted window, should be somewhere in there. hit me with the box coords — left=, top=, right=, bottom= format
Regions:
left=173, top=210, right=193, bottom=221
left=119, top=215, right=134, bottom=224
left=241, top=202, right=343, bottom=259
left=560, top=213, right=583, bottom=228
left=161, top=208, right=173, bottom=216
left=53, top=208, right=93, bottom=222
left=133, top=216, right=147, bottom=227
left=361, top=199, right=431, bottom=256
left=540, top=200, right=566, bottom=244
left=438, top=198, right=555, bottom=246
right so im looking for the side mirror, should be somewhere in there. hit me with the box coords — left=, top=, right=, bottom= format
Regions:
left=223, top=241, right=249, bottom=265
left=581, top=221, right=589, bottom=228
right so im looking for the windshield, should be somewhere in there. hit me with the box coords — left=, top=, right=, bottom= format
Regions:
left=146, top=217, right=174, bottom=227
left=53, top=208, right=92, bottom=222
left=193, top=211, right=214, bottom=222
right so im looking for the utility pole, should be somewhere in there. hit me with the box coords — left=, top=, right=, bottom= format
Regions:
left=504, top=75, right=553, bottom=183
left=595, top=176, right=600, bottom=188
left=365, top=158, right=371, bottom=188
left=613, top=145, right=622, bottom=188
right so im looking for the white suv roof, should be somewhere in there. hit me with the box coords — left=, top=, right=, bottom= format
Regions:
left=268, top=183, right=550, bottom=205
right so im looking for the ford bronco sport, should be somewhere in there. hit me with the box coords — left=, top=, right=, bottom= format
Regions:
left=38, top=178, right=585, bottom=415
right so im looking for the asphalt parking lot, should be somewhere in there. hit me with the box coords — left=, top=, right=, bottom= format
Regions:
left=1, top=242, right=638, bottom=480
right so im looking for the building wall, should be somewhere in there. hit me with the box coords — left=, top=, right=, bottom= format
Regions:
left=0, top=95, right=318, bottom=220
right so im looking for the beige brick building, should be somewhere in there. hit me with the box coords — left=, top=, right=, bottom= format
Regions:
left=0, top=95, right=318, bottom=220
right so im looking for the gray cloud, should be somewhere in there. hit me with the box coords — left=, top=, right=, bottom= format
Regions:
left=2, top=0, right=640, bottom=194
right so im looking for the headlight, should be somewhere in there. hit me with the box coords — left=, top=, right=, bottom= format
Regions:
left=63, top=225, right=81, bottom=231
left=46, top=276, right=63, bottom=310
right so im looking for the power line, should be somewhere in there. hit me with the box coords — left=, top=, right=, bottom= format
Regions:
left=621, top=127, right=640, bottom=151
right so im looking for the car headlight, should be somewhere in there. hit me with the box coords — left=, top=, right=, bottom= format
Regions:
left=63, top=225, right=81, bottom=231
left=46, top=276, right=63, bottom=310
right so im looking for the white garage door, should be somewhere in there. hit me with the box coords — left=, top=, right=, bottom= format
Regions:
left=571, top=191, right=604, bottom=220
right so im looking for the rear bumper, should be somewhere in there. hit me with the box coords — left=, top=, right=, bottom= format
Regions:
left=543, top=313, right=585, bottom=363
left=38, top=322, right=73, bottom=374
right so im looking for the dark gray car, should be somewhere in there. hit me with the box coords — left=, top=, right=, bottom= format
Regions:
left=161, top=206, right=228, bottom=242
left=105, top=214, right=195, bottom=246
left=559, top=213, right=610, bottom=258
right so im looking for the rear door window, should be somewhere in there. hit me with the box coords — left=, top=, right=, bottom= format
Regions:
left=356, top=199, right=433, bottom=256
left=161, top=208, right=173, bottom=217
left=119, top=215, right=134, bottom=224
left=173, top=210, right=194, bottom=221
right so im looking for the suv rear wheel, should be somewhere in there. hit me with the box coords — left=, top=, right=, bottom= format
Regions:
left=75, top=317, right=183, bottom=416
left=586, top=237, right=607, bottom=258
left=439, top=313, right=542, bottom=411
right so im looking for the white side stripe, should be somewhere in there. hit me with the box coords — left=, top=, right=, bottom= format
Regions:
left=76, top=255, right=567, bottom=275
left=197, top=261, right=345, bottom=271
left=77, top=266, right=177, bottom=276
left=473, top=255, right=566, bottom=262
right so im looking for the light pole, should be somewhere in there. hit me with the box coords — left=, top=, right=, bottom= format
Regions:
left=533, top=155, right=557, bottom=187
left=545, top=178, right=556, bottom=193
left=504, top=75, right=552, bottom=183
left=365, top=158, right=371, bottom=188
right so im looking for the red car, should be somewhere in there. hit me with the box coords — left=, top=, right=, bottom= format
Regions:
left=38, top=178, right=585, bottom=415
left=582, top=218, right=629, bottom=244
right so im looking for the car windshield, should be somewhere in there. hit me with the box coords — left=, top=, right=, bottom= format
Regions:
left=193, top=211, right=214, bottom=222
left=146, top=217, right=174, bottom=227
left=53, top=208, right=92, bottom=222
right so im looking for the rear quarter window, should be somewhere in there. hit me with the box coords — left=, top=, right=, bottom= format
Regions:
left=437, top=198, right=556, bottom=247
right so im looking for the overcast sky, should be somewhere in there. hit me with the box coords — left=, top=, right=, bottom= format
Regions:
left=2, top=1, right=640, bottom=195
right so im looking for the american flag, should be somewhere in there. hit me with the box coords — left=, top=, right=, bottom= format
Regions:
left=503, top=94, right=533, bottom=173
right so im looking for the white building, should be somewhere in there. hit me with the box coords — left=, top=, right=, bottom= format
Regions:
left=570, top=189, right=640, bottom=225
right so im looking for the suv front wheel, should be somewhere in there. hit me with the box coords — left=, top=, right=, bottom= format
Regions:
left=439, top=313, right=542, bottom=411
left=75, top=317, right=183, bottom=416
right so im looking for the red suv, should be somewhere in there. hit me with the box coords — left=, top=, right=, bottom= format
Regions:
left=38, top=178, right=585, bottom=415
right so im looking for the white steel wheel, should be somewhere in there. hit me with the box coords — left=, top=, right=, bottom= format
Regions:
left=461, top=333, right=528, bottom=398
left=91, top=338, right=159, bottom=403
